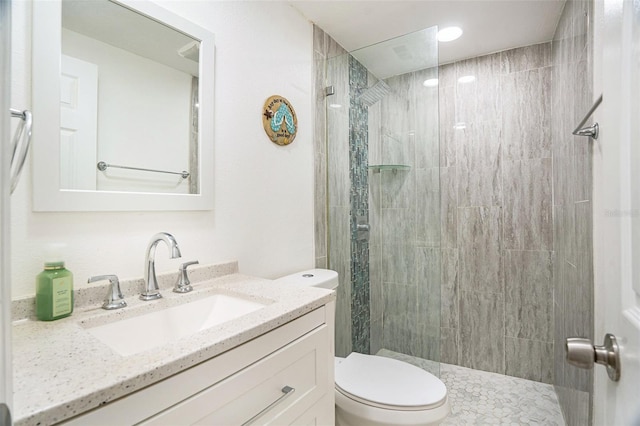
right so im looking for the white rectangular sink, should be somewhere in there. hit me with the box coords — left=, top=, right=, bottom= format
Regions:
left=84, top=294, right=267, bottom=356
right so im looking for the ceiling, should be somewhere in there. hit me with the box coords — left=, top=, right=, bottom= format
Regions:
left=289, top=0, right=566, bottom=66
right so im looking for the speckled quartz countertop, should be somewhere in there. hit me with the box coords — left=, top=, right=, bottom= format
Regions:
left=12, top=261, right=335, bottom=426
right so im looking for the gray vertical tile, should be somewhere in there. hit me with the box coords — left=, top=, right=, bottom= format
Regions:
left=455, top=57, right=478, bottom=124
left=416, top=168, right=441, bottom=247
left=476, top=52, right=502, bottom=122
left=501, top=43, right=552, bottom=74
left=327, top=52, right=349, bottom=109
left=456, top=121, right=502, bottom=207
left=563, top=261, right=592, bottom=393
left=383, top=283, right=417, bottom=354
left=503, top=158, right=553, bottom=250
left=458, top=207, right=503, bottom=294
left=381, top=169, right=416, bottom=209
left=368, top=101, right=382, bottom=165
left=415, top=322, right=440, bottom=361
left=415, top=247, right=441, bottom=360
left=505, top=337, right=554, bottom=384
left=381, top=208, right=415, bottom=245
left=314, top=151, right=327, bottom=259
left=315, top=257, right=327, bottom=269
left=371, top=318, right=383, bottom=355
left=439, top=85, right=457, bottom=167
left=382, top=243, right=416, bottom=285
left=441, top=248, right=459, bottom=329
left=460, top=290, right=505, bottom=374
left=440, top=166, right=458, bottom=249
left=441, top=327, right=459, bottom=365
left=330, top=206, right=351, bottom=357
left=327, top=109, right=350, bottom=208
left=505, top=250, right=553, bottom=341
left=312, top=25, right=325, bottom=55
left=326, top=34, right=347, bottom=59
left=416, top=247, right=441, bottom=324
left=369, top=243, right=383, bottom=323
left=369, top=171, right=382, bottom=247
left=438, top=63, right=456, bottom=88
left=501, top=67, right=552, bottom=161
left=414, top=67, right=440, bottom=170
left=382, top=74, right=415, bottom=167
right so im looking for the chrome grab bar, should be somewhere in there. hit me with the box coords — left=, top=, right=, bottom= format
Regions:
left=573, top=94, right=602, bottom=139
left=9, top=108, right=33, bottom=194
left=241, top=386, right=295, bottom=426
left=97, top=161, right=190, bottom=179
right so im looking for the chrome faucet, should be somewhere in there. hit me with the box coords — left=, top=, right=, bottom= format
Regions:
left=141, top=232, right=182, bottom=301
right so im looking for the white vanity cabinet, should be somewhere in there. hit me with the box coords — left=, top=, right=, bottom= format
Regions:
left=61, top=304, right=335, bottom=425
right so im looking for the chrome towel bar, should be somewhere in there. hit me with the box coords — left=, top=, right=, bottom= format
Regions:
left=97, top=161, right=190, bottom=179
left=573, top=94, right=602, bottom=139
left=9, top=108, right=33, bottom=194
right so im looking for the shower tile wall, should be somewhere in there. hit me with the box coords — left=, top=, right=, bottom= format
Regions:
left=551, top=1, right=594, bottom=424
left=438, top=43, right=554, bottom=383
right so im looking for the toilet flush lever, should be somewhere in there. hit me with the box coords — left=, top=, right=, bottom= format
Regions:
left=565, top=333, right=621, bottom=381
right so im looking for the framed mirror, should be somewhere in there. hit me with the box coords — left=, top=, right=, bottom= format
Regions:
left=32, top=0, right=214, bottom=211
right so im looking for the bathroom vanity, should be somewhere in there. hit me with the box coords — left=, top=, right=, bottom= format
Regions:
left=12, top=262, right=336, bottom=425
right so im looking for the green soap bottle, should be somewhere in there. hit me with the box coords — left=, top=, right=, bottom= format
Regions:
left=36, top=260, right=74, bottom=321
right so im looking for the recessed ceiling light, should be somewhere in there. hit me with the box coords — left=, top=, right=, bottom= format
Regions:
left=437, top=26, right=463, bottom=42
left=423, top=78, right=439, bottom=87
left=457, top=75, right=476, bottom=84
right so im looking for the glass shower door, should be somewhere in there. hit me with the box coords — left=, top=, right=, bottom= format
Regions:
left=325, top=26, right=442, bottom=375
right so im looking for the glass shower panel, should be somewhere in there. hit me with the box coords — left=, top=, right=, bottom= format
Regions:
left=325, top=50, right=352, bottom=358
left=326, top=26, right=441, bottom=375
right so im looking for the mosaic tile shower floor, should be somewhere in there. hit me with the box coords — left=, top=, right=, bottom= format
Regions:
left=378, top=349, right=566, bottom=425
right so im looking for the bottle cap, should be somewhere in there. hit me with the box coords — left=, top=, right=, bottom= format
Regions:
left=43, top=243, right=66, bottom=268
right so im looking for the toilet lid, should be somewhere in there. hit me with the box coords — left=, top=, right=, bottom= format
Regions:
left=335, top=353, right=447, bottom=410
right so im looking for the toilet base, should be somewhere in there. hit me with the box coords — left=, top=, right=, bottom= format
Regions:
left=335, top=388, right=450, bottom=426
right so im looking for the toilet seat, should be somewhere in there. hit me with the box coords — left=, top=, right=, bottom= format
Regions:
left=335, top=353, right=448, bottom=411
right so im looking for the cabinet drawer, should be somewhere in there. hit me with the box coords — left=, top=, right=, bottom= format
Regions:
left=141, top=324, right=329, bottom=425
left=61, top=307, right=328, bottom=426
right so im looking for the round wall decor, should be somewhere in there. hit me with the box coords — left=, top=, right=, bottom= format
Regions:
left=262, top=95, right=298, bottom=146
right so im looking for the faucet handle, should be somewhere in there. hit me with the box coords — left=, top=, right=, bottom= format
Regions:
left=174, top=261, right=199, bottom=293
left=88, top=275, right=127, bottom=310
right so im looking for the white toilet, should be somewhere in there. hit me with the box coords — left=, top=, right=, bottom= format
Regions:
left=275, top=269, right=450, bottom=426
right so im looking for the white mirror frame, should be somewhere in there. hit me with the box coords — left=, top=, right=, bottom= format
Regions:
left=32, top=0, right=214, bottom=211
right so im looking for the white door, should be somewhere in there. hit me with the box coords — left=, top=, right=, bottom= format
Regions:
left=593, top=0, right=640, bottom=424
left=60, top=54, right=98, bottom=190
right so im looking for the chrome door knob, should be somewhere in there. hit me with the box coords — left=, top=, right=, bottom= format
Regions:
left=565, top=333, right=621, bottom=381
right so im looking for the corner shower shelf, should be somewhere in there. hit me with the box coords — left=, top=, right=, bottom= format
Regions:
left=368, top=164, right=411, bottom=173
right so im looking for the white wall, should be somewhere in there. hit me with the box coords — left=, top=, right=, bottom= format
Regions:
left=10, top=0, right=315, bottom=298
left=63, top=28, right=192, bottom=193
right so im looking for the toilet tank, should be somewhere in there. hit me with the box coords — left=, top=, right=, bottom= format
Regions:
left=274, top=269, right=339, bottom=290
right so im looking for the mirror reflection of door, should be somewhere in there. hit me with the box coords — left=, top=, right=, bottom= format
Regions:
left=60, top=54, right=98, bottom=190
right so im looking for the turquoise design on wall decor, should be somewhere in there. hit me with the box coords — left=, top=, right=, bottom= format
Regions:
left=262, top=95, right=298, bottom=146
left=271, top=103, right=296, bottom=134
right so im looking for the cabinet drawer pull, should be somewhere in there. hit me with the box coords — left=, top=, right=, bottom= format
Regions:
left=241, top=386, right=295, bottom=426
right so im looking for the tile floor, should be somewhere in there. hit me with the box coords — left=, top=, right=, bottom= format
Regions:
left=378, top=349, right=566, bottom=425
